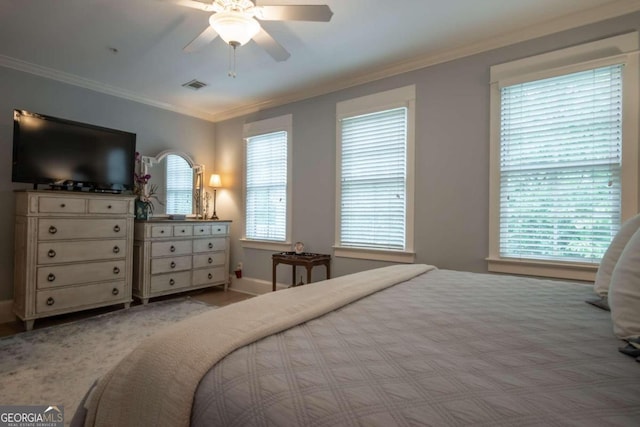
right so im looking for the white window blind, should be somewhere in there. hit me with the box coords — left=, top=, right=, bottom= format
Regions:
left=340, top=107, right=407, bottom=250
left=499, top=64, right=623, bottom=262
left=245, top=131, right=287, bottom=241
left=165, top=154, right=193, bottom=215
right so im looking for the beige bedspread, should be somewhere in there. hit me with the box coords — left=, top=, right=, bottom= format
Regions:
left=82, top=263, right=433, bottom=427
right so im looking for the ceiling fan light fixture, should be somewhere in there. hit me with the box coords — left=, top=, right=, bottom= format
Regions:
left=209, top=11, right=260, bottom=46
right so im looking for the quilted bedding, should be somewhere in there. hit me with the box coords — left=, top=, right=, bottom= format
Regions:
left=191, top=269, right=640, bottom=426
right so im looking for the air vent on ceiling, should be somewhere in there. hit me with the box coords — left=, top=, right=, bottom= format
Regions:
left=182, top=79, right=208, bottom=90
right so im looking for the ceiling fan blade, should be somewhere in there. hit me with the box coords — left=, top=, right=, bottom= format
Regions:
left=174, top=0, right=216, bottom=12
left=253, top=28, right=291, bottom=62
left=184, top=26, right=219, bottom=52
left=256, top=5, right=333, bottom=22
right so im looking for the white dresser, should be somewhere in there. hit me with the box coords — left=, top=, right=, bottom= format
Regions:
left=13, top=190, right=135, bottom=330
left=132, top=220, right=231, bottom=303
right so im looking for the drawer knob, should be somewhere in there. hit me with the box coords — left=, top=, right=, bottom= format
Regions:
left=160, top=230, right=165, bottom=234
left=47, top=249, right=56, bottom=258
left=48, top=226, right=57, bottom=234
left=170, top=245, right=176, bottom=252
left=208, top=273, right=213, bottom=280
left=113, top=225, right=121, bottom=233
left=47, top=273, right=56, bottom=282
left=200, top=229, right=204, bottom=232
left=169, top=278, right=175, bottom=286
left=113, top=266, right=120, bottom=274
left=217, top=228, right=221, bottom=232
left=170, top=261, right=176, bottom=269
left=208, top=257, right=213, bottom=264
left=60, top=203, right=66, bottom=208
left=112, top=288, right=119, bottom=296
left=181, top=229, right=185, bottom=233
left=46, top=297, right=55, bottom=306
left=113, top=246, right=120, bottom=254
left=208, top=242, right=213, bottom=249
left=108, top=205, right=112, bottom=209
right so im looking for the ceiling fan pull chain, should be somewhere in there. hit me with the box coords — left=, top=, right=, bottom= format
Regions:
left=228, top=42, right=238, bottom=78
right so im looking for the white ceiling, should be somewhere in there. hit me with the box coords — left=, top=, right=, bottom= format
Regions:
left=1, top=0, right=639, bottom=122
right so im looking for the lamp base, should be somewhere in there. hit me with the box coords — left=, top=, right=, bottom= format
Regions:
left=210, top=212, right=219, bottom=220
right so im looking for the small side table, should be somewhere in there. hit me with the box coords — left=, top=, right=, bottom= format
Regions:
left=272, top=252, right=331, bottom=291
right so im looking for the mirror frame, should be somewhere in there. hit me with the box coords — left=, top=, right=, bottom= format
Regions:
left=140, top=150, right=205, bottom=218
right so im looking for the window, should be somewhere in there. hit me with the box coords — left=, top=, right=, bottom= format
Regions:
left=335, top=85, right=415, bottom=263
left=489, top=33, right=639, bottom=280
left=165, top=154, right=193, bottom=215
left=242, top=114, right=292, bottom=250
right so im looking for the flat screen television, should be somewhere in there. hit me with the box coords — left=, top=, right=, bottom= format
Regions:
left=12, top=110, right=136, bottom=192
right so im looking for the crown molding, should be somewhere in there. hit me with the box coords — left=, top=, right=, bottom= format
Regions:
left=211, top=0, right=640, bottom=122
left=0, top=54, right=218, bottom=122
left=1, top=0, right=639, bottom=124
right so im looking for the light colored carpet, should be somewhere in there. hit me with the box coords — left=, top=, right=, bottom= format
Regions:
left=0, top=298, right=214, bottom=424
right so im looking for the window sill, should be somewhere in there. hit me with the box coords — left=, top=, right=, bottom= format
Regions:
left=333, top=246, right=415, bottom=263
left=240, top=239, right=291, bottom=251
left=486, top=257, right=597, bottom=281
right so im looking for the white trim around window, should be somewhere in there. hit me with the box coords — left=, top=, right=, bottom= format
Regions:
left=334, top=85, right=416, bottom=263
left=488, top=32, right=639, bottom=280
left=241, top=114, right=293, bottom=251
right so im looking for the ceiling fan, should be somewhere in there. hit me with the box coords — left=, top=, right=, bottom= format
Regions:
left=176, top=0, right=333, bottom=62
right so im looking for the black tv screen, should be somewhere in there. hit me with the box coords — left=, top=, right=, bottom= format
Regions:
left=12, top=110, right=136, bottom=191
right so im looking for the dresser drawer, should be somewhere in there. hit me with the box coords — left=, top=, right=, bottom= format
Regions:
left=38, top=239, right=127, bottom=264
left=193, top=266, right=226, bottom=286
left=38, top=196, right=85, bottom=213
left=36, top=281, right=126, bottom=314
left=193, top=225, right=211, bottom=236
left=88, top=199, right=130, bottom=214
left=211, top=224, right=228, bottom=235
left=151, top=225, right=173, bottom=237
left=173, top=225, right=193, bottom=237
left=151, top=240, right=192, bottom=257
left=38, top=218, right=126, bottom=241
left=193, top=237, right=226, bottom=253
left=37, top=260, right=126, bottom=289
left=150, top=271, right=191, bottom=293
left=151, top=255, right=192, bottom=274
left=193, top=253, right=226, bottom=269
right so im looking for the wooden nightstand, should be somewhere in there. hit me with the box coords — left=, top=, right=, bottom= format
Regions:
left=272, top=252, right=331, bottom=291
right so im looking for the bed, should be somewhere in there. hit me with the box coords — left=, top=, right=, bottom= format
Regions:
left=74, top=264, right=640, bottom=426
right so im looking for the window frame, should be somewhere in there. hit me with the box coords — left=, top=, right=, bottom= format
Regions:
left=488, top=32, right=639, bottom=280
left=240, top=114, right=293, bottom=251
left=334, top=85, right=416, bottom=263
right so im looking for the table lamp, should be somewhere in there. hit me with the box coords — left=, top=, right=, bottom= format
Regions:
left=208, top=174, right=222, bottom=220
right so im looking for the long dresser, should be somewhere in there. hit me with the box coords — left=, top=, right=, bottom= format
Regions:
left=132, top=220, right=231, bottom=304
left=13, top=190, right=135, bottom=330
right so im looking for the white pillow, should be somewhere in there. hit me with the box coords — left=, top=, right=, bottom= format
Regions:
left=609, top=227, right=640, bottom=340
left=594, top=213, right=640, bottom=297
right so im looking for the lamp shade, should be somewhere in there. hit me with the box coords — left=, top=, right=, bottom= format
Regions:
left=209, top=174, right=222, bottom=188
left=209, top=11, right=260, bottom=46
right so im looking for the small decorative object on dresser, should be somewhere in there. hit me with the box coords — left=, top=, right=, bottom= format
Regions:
left=13, top=190, right=136, bottom=331
left=132, top=220, right=231, bottom=303
left=294, top=241, right=304, bottom=254
left=133, top=152, right=161, bottom=220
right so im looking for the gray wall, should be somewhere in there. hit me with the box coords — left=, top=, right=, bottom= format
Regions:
left=2, top=11, right=638, bottom=299
left=215, top=11, right=640, bottom=284
left=0, top=67, right=216, bottom=300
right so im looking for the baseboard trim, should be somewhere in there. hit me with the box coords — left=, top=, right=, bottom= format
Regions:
left=228, top=276, right=287, bottom=295
left=0, top=300, right=15, bottom=324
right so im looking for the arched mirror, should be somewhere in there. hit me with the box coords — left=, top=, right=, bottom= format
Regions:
left=140, top=150, right=204, bottom=218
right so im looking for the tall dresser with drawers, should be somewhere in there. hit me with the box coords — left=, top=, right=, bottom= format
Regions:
left=13, top=190, right=136, bottom=330
left=132, top=220, right=231, bottom=304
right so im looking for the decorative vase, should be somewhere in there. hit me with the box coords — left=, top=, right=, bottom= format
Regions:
left=135, top=199, right=149, bottom=220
